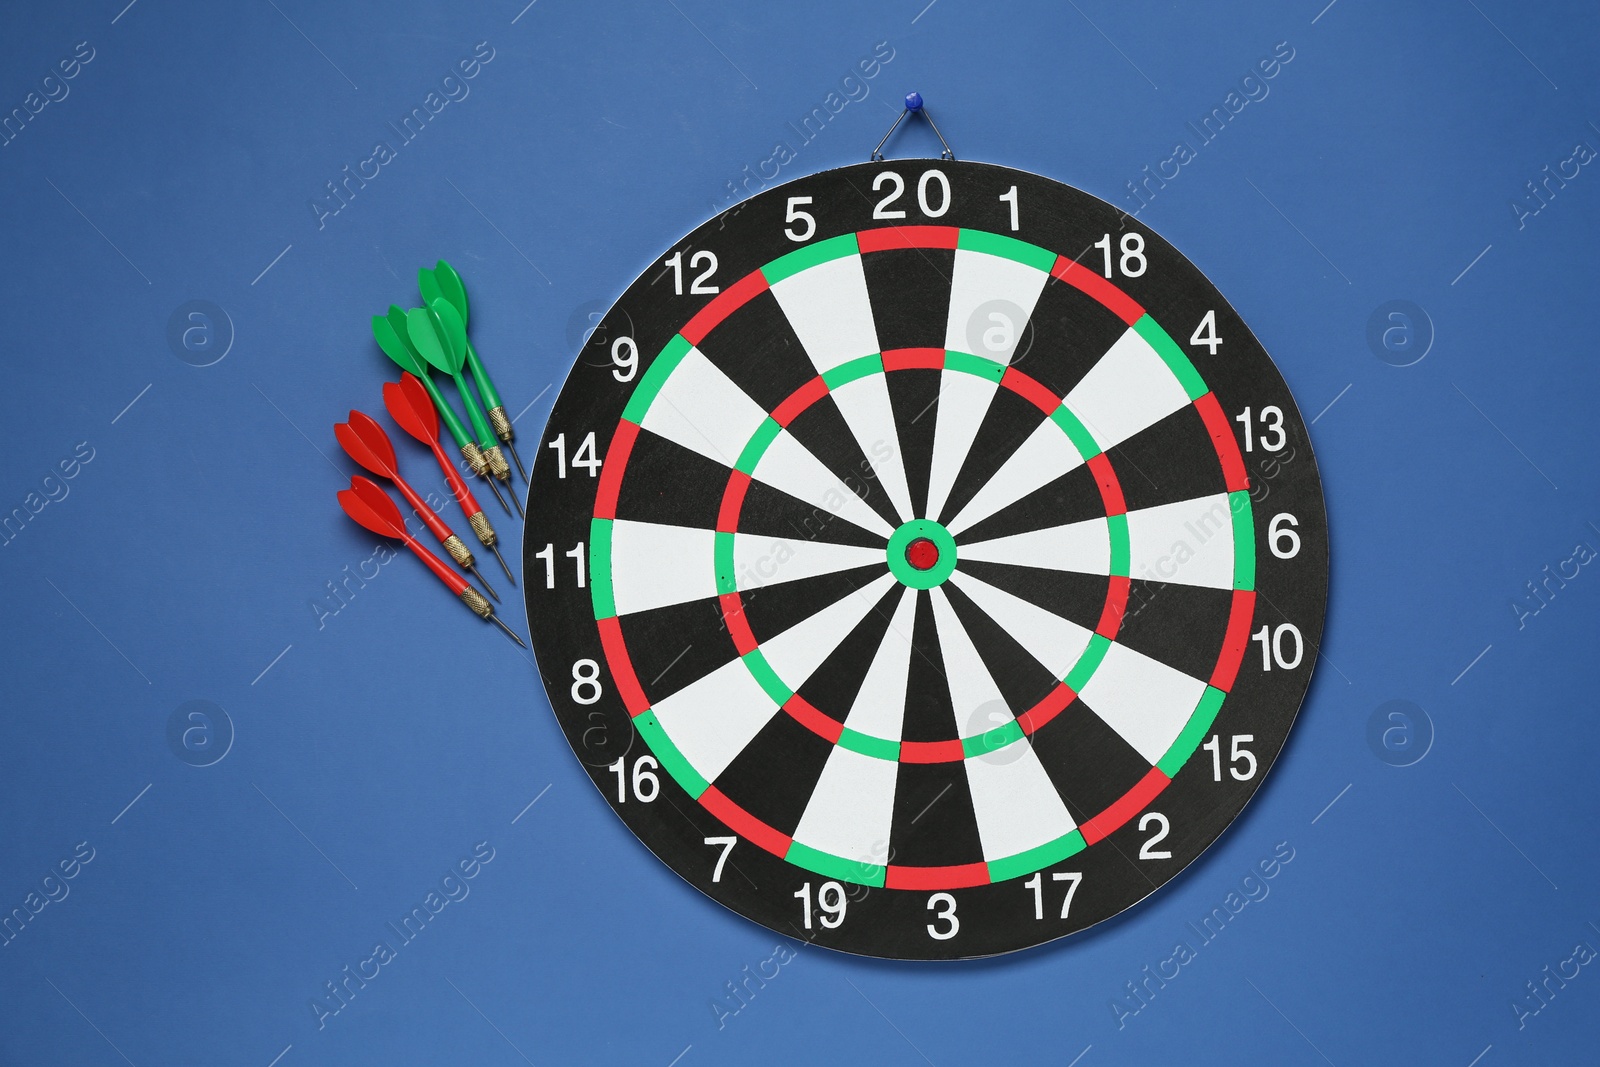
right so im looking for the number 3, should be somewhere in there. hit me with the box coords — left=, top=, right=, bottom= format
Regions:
left=926, top=893, right=959, bottom=939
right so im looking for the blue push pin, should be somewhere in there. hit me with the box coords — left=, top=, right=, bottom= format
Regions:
left=905, top=91, right=924, bottom=112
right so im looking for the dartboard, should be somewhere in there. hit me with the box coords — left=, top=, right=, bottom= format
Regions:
left=525, top=160, right=1327, bottom=960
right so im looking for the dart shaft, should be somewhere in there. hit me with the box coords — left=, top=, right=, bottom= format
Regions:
left=452, top=368, right=497, bottom=447
left=415, top=369, right=474, bottom=450
left=464, top=340, right=504, bottom=412
left=401, top=533, right=470, bottom=595
left=386, top=470, right=456, bottom=547
left=428, top=439, right=483, bottom=517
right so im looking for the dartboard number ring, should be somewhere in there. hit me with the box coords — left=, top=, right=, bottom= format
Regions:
left=525, top=160, right=1328, bottom=960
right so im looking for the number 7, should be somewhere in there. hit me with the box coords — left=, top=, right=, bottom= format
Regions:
left=704, top=836, right=736, bottom=882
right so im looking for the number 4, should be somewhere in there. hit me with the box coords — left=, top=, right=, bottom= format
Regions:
left=1190, top=310, right=1222, bottom=354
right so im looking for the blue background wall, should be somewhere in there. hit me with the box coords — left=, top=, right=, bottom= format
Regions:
left=1, top=1, right=1597, bottom=1063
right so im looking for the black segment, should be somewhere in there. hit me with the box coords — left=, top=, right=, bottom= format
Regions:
left=741, top=564, right=887, bottom=647
left=884, top=369, right=941, bottom=517
left=937, top=386, right=1051, bottom=527
left=956, top=560, right=1109, bottom=636
left=783, top=397, right=904, bottom=530
left=1107, top=404, right=1227, bottom=513
left=859, top=247, right=955, bottom=351
left=794, top=584, right=905, bottom=723
left=887, top=761, right=984, bottom=868
left=526, top=160, right=1329, bottom=960
left=617, top=596, right=737, bottom=703
left=956, top=462, right=1107, bottom=545
left=712, top=711, right=837, bottom=837
left=901, top=591, right=957, bottom=743
left=1030, top=700, right=1157, bottom=825
left=737, top=478, right=886, bottom=548
left=613, top=429, right=728, bottom=529
left=1114, top=581, right=1233, bottom=683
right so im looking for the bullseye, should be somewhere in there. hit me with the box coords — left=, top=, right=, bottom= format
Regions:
left=906, top=537, right=940, bottom=570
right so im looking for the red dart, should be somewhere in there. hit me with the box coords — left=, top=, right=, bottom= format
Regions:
left=384, top=373, right=514, bottom=585
left=336, top=409, right=500, bottom=603
left=337, top=476, right=525, bottom=647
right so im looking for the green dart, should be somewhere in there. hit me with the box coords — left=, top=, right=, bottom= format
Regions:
left=371, top=306, right=510, bottom=516
left=420, top=260, right=527, bottom=481
left=407, top=301, right=522, bottom=519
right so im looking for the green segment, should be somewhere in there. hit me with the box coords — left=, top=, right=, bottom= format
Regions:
left=1049, top=406, right=1102, bottom=460
left=622, top=334, right=692, bottom=424
left=743, top=649, right=793, bottom=705
left=785, top=841, right=887, bottom=887
left=634, top=712, right=709, bottom=798
left=962, top=718, right=1025, bottom=759
left=1066, top=634, right=1112, bottom=692
left=762, top=234, right=859, bottom=284
left=1134, top=315, right=1208, bottom=402
left=987, top=829, right=1088, bottom=883
left=943, top=350, right=1007, bottom=383
left=957, top=229, right=1056, bottom=272
left=1229, top=490, right=1255, bottom=591
left=589, top=518, right=615, bottom=620
left=1158, top=686, right=1227, bottom=778
left=822, top=354, right=883, bottom=390
left=735, top=417, right=782, bottom=475
left=838, top=727, right=900, bottom=761
left=1106, top=513, right=1130, bottom=577
left=714, top=531, right=737, bottom=594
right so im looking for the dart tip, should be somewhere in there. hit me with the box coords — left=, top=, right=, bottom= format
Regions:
left=507, top=441, right=528, bottom=482
left=491, top=614, right=527, bottom=648
left=483, top=474, right=511, bottom=515
left=468, top=564, right=501, bottom=603
left=511, top=491, right=525, bottom=519
left=491, top=543, right=516, bottom=585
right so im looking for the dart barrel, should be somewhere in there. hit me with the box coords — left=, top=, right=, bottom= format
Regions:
left=467, top=511, right=497, bottom=547
left=440, top=534, right=474, bottom=570
left=488, top=405, right=514, bottom=443
left=483, top=444, right=511, bottom=480
left=459, top=586, right=493, bottom=619
left=460, top=441, right=488, bottom=475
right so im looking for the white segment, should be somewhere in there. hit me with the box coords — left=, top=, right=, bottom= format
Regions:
left=754, top=429, right=896, bottom=539
left=760, top=574, right=897, bottom=690
left=791, top=746, right=899, bottom=869
left=959, top=517, right=1110, bottom=576
left=925, top=370, right=1000, bottom=521
left=731, top=534, right=885, bottom=593
left=1062, top=327, right=1192, bottom=452
left=609, top=521, right=719, bottom=616
left=1125, top=493, right=1236, bottom=590
left=946, top=416, right=1088, bottom=536
left=828, top=374, right=914, bottom=523
left=650, top=657, right=781, bottom=783
left=948, top=571, right=1094, bottom=680
left=964, top=744, right=1078, bottom=861
left=639, top=346, right=767, bottom=466
left=1077, top=642, right=1207, bottom=765
left=942, top=249, right=1050, bottom=364
left=929, top=588, right=1007, bottom=732
left=769, top=254, right=879, bottom=370
left=841, top=586, right=916, bottom=741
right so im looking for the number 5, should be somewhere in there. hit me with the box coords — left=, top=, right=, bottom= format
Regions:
left=784, top=196, right=816, bottom=242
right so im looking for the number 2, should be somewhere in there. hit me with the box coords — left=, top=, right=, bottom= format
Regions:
left=1139, top=812, right=1172, bottom=860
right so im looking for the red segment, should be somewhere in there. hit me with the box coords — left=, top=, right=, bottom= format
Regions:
left=593, top=421, right=639, bottom=520
left=1209, top=590, right=1257, bottom=692
left=1096, top=576, right=1131, bottom=639
left=906, top=537, right=940, bottom=571
left=886, top=861, right=990, bottom=891
left=858, top=226, right=960, bottom=253
left=1080, top=767, right=1171, bottom=845
left=719, top=592, right=758, bottom=655
left=783, top=694, right=844, bottom=743
left=717, top=472, right=752, bottom=533
left=1000, top=366, right=1061, bottom=415
left=1017, top=683, right=1077, bottom=735
left=771, top=375, right=828, bottom=427
left=881, top=347, right=945, bottom=371
left=1194, top=392, right=1250, bottom=493
left=1050, top=256, right=1145, bottom=325
left=900, top=738, right=965, bottom=764
left=1087, top=453, right=1126, bottom=516
left=700, top=787, right=792, bottom=858
left=679, top=270, right=770, bottom=346
left=597, top=616, right=650, bottom=716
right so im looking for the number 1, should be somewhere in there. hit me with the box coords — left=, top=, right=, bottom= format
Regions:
left=998, top=185, right=1019, bottom=231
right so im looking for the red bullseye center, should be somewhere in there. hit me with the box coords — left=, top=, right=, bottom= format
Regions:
left=905, top=537, right=940, bottom=571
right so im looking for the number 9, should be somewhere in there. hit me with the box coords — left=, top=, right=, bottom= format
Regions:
left=611, top=337, right=638, bottom=383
